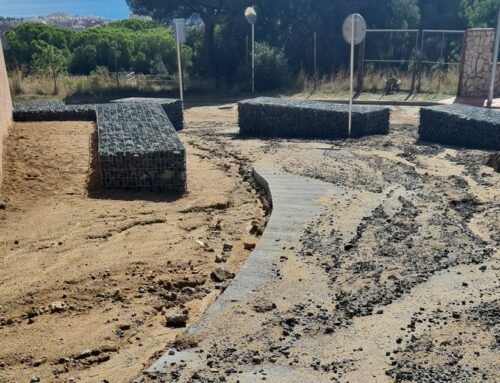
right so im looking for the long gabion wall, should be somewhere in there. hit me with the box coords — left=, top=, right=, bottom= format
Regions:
left=112, top=98, right=184, bottom=131
left=12, top=101, right=186, bottom=193
left=97, top=103, right=186, bottom=192
left=419, top=105, right=500, bottom=150
left=238, top=97, right=390, bottom=139
left=13, top=101, right=97, bottom=121
left=14, top=99, right=184, bottom=131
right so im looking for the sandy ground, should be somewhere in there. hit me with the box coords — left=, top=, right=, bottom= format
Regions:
left=0, top=116, right=267, bottom=383
left=1, top=105, right=499, bottom=383
left=142, top=105, right=499, bottom=383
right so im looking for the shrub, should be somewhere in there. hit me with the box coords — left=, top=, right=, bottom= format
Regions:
left=255, top=42, right=291, bottom=92
left=239, top=42, right=291, bottom=92
left=90, top=66, right=111, bottom=88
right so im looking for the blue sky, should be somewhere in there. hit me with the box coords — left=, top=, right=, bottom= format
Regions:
left=0, top=0, right=130, bottom=19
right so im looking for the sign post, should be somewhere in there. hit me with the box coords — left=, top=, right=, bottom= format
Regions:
left=342, top=14, right=366, bottom=136
left=487, top=7, right=500, bottom=108
left=173, top=18, right=186, bottom=103
left=245, top=7, right=258, bottom=93
left=314, top=32, right=318, bottom=90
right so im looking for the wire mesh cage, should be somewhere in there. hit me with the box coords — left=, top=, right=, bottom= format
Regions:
left=96, top=103, right=186, bottom=193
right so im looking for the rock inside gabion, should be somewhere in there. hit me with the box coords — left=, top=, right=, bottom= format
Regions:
left=111, top=97, right=184, bottom=131
left=419, top=105, right=500, bottom=150
left=13, top=101, right=96, bottom=121
left=96, top=103, right=186, bottom=193
left=238, top=97, right=390, bottom=139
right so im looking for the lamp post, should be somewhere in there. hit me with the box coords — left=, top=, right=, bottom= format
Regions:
left=173, top=18, right=186, bottom=103
left=342, top=13, right=366, bottom=136
left=245, top=7, right=257, bottom=93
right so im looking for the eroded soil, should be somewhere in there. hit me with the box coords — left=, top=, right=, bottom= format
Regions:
left=139, top=105, right=499, bottom=383
left=1, top=105, right=499, bottom=383
left=0, top=118, right=267, bottom=383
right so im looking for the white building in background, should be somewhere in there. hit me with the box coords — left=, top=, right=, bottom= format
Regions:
left=0, top=13, right=108, bottom=32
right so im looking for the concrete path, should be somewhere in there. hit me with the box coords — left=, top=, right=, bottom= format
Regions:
left=145, top=166, right=338, bottom=380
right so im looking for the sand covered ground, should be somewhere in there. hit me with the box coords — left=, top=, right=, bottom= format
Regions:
left=143, top=105, right=499, bottom=383
left=0, top=116, right=266, bottom=383
left=1, top=105, right=498, bottom=383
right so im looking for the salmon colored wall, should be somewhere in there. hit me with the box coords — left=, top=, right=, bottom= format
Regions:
left=0, top=38, right=13, bottom=188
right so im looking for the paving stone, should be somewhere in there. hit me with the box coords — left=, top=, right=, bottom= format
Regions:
left=238, top=97, right=390, bottom=139
left=419, top=104, right=500, bottom=150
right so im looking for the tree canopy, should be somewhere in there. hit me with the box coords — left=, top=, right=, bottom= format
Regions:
left=460, top=0, right=500, bottom=27
left=5, top=19, right=191, bottom=76
left=4, top=0, right=500, bottom=92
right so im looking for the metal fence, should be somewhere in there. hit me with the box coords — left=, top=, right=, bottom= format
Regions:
left=418, top=30, right=464, bottom=93
left=109, top=72, right=179, bottom=89
left=357, top=29, right=465, bottom=95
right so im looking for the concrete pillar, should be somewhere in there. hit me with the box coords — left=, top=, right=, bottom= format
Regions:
left=458, top=28, right=500, bottom=97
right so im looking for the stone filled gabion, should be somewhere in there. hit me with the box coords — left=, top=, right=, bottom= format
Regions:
left=13, top=101, right=96, bottom=121
left=111, top=98, right=184, bottom=131
left=96, top=103, right=186, bottom=192
left=238, top=97, right=390, bottom=139
left=419, top=105, right=500, bottom=150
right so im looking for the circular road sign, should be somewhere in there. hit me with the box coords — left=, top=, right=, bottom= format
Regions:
left=342, top=13, right=367, bottom=45
left=245, top=7, right=258, bottom=25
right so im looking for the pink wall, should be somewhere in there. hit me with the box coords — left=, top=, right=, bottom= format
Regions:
left=0, top=38, right=13, bottom=188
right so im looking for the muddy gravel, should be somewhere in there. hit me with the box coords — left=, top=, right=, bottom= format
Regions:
left=1, top=105, right=498, bottom=383
left=137, top=105, right=498, bottom=383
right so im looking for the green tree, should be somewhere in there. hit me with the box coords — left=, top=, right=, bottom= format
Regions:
left=30, top=42, right=70, bottom=94
left=72, top=44, right=97, bottom=74
left=253, top=42, right=290, bottom=91
left=4, top=22, right=72, bottom=67
left=461, top=0, right=500, bottom=27
left=126, top=0, right=246, bottom=76
left=6, top=20, right=186, bottom=76
left=418, top=0, right=466, bottom=29
left=126, top=0, right=420, bottom=81
left=150, top=53, right=168, bottom=74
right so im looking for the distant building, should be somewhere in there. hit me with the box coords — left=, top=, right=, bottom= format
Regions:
left=0, top=13, right=108, bottom=32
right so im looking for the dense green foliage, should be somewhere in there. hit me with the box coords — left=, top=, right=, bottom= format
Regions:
left=30, top=41, right=70, bottom=93
left=237, top=42, right=290, bottom=92
left=4, top=0, right=500, bottom=92
left=461, top=0, right=500, bottom=27
left=5, top=19, right=192, bottom=76
left=127, top=0, right=499, bottom=84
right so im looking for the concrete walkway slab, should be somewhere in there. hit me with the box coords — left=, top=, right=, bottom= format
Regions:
left=144, top=167, right=338, bottom=380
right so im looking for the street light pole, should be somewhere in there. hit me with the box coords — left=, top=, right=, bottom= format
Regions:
left=252, top=23, right=255, bottom=93
left=349, top=16, right=355, bottom=135
left=314, top=32, right=317, bottom=91
left=176, top=40, right=184, bottom=102
left=487, top=7, right=500, bottom=108
left=245, top=7, right=257, bottom=93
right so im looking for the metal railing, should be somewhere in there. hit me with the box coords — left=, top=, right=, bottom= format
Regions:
left=358, top=28, right=465, bottom=95
left=108, top=72, right=179, bottom=89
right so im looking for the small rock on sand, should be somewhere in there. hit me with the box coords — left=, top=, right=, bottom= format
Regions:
left=166, top=313, right=188, bottom=328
